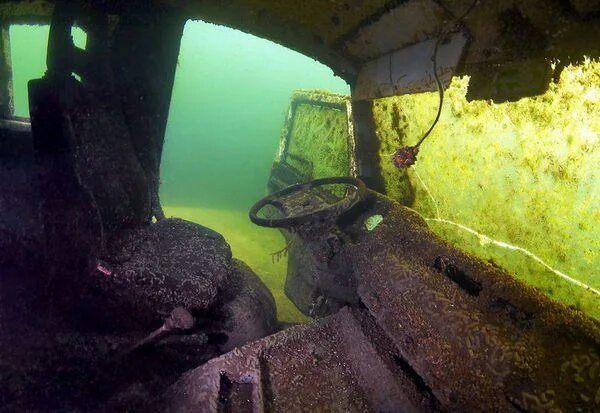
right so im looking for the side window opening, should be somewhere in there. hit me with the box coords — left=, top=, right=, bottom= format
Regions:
left=6, top=24, right=87, bottom=119
left=160, top=20, right=350, bottom=323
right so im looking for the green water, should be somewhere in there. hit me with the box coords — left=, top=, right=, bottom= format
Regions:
left=160, top=21, right=350, bottom=210
left=10, top=21, right=348, bottom=209
left=159, top=22, right=349, bottom=321
left=10, top=25, right=86, bottom=117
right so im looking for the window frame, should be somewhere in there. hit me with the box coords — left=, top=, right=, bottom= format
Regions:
left=268, top=90, right=358, bottom=193
left=0, top=23, right=15, bottom=120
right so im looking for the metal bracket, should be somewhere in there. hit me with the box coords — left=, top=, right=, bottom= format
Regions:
left=353, top=31, right=468, bottom=101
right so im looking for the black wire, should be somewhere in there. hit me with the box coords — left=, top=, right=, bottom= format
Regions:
left=455, top=0, right=480, bottom=22
left=415, top=36, right=444, bottom=148
left=389, top=53, right=394, bottom=91
left=414, top=0, right=478, bottom=148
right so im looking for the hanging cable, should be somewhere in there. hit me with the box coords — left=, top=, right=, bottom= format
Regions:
left=391, top=0, right=478, bottom=169
left=416, top=37, right=443, bottom=148
left=391, top=35, right=443, bottom=169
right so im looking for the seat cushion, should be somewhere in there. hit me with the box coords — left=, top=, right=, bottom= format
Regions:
left=90, top=218, right=233, bottom=330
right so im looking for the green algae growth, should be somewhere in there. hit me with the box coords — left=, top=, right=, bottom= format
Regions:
left=373, top=58, right=600, bottom=319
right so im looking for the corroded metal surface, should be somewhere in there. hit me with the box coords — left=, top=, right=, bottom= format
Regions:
left=353, top=32, right=468, bottom=100
left=348, top=193, right=600, bottom=411
left=163, top=191, right=600, bottom=412
left=344, top=0, right=446, bottom=61
left=161, top=307, right=431, bottom=412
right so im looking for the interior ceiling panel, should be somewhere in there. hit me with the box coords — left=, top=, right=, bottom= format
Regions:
left=344, top=0, right=446, bottom=61
left=232, top=0, right=394, bottom=47
left=1, top=0, right=598, bottom=97
left=353, top=31, right=468, bottom=100
left=162, top=0, right=395, bottom=46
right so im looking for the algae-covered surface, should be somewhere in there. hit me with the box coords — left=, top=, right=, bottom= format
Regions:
left=286, top=102, right=349, bottom=179
left=373, top=58, right=599, bottom=319
left=163, top=206, right=308, bottom=324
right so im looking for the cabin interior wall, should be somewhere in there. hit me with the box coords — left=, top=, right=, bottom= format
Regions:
left=371, top=60, right=599, bottom=319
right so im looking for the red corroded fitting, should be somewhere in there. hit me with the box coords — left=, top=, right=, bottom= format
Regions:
left=392, top=146, right=419, bottom=169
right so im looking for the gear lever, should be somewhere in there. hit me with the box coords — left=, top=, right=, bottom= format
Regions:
left=124, top=307, right=195, bottom=355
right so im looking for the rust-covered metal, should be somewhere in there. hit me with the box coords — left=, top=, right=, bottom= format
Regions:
left=163, top=191, right=600, bottom=412
left=0, top=1, right=598, bottom=411
left=0, top=0, right=598, bottom=98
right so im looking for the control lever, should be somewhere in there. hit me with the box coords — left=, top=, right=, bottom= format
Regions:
left=124, top=307, right=195, bottom=356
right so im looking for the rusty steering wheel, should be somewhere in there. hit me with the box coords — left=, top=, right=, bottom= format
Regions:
left=249, top=177, right=366, bottom=229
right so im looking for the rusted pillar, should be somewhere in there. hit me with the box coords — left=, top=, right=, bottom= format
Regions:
left=112, top=8, right=186, bottom=220
left=351, top=99, right=386, bottom=193
left=0, top=23, right=13, bottom=118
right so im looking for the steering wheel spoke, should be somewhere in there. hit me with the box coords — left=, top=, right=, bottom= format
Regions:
left=249, top=177, right=366, bottom=228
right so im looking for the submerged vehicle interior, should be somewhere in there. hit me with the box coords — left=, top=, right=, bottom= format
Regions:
left=0, top=0, right=598, bottom=411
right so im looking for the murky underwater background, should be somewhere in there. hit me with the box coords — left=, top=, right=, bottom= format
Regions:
left=10, top=21, right=598, bottom=322
left=159, top=22, right=349, bottom=321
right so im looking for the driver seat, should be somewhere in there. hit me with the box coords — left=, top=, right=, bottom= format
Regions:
left=3, top=6, right=278, bottom=409
left=27, top=3, right=278, bottom=336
